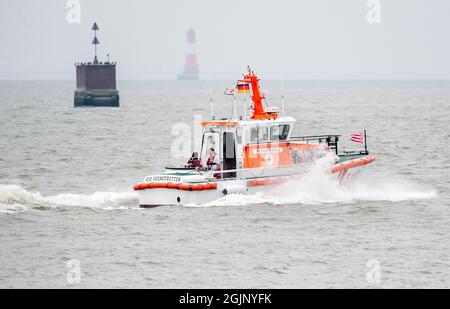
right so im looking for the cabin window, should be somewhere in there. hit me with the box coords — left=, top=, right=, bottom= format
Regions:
left=236, top=127, right=242, bottom=144
left=223, top=132, right=236, bottom=178
left=201, top=131, right=220, bottom=163
left=303, top=149, right=314, bottom=161
left=248, top=125, right=268, bottom=143
left=270, top=124, right=290, bottom=141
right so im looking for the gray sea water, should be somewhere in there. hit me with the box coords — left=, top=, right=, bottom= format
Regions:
left=0, top=80, right=448, bottom=288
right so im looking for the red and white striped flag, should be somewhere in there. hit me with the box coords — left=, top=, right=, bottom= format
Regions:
left=351, top=132, right=364, bottom=144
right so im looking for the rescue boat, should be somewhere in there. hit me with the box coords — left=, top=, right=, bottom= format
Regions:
left=134, top=67, right=375, bottom=207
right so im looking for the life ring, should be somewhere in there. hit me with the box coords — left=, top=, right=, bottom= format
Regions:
left=331, top=155, right=375, bottom=174
left=247, top=177, right=285, bottom=187
left=167, top=182, right=179, bottom=189
left=148, top=182, right=168, bottom=189
left=133, top=182, right=217, bottom=191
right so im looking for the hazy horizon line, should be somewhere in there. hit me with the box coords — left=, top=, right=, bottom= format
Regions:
left=2, top=78, right=450, bottom=82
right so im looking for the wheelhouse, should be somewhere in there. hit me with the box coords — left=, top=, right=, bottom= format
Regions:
left=199, top=117, right=296, bottom=178
left=193, top=67, right=343, bottom=178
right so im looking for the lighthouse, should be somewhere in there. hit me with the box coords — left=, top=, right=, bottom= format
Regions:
left=178, top=29, right=199, bottom=80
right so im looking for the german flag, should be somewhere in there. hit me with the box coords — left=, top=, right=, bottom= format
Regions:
left=236, top=82, right=250, bottom=94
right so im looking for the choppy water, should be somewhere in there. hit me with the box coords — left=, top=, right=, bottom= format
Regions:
left=0, top=80, right=448, bottom=288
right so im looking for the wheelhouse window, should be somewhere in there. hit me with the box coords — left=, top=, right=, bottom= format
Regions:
left=248, top=125, right=268, bottom=143
left=270, top=124, right=290, bottom=141
left=235, top=127, right=243, bottom=144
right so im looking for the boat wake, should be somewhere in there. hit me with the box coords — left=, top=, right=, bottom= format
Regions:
left=0, top=184, right=138, bottom=214
left=198, top=155, right=438, bottom=207
left=0, top=154, right=437, bottom=213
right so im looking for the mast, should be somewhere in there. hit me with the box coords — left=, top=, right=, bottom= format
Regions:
left=241, top=67, right=278, bottom=120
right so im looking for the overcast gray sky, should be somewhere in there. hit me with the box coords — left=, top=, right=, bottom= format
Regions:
left=1, top=0, right=449, bottom=80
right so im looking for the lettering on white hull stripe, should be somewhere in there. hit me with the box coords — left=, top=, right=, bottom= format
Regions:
left=145, top=175, right=182, bottom=183
left=253, top=147, right=282, bottom=154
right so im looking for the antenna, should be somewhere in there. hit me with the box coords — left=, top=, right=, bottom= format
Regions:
left=281, top=78, right=285, bottom=116
left=232, top=92, right=237, bottom=120
left=91, top=22, right=100, bottom=64
left=208, top=74, right=215, bottom=120
left=243, top=96, right=247, bottom=119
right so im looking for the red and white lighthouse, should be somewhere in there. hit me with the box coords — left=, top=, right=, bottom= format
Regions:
left=178, top=29, right=199, bottom=80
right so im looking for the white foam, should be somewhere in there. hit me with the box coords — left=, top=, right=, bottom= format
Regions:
left=0, top=154, right=438, bottom=212
left=45, top=191, right=138, bottom=208
left=199, top=154, right=438, bottom=207
left=0, top=185, right=44, bottom=205
left=0, top=184, right=138, bottom=213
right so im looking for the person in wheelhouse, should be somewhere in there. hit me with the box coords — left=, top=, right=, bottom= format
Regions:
left=206, top=148, right=221, bottom=179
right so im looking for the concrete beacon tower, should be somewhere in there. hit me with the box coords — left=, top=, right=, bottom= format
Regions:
left=177, top=29, right=199, bottom=80
left=74, top=22, right=119, bottom=107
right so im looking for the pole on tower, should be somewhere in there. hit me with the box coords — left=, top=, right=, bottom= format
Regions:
left=92, top=22, right=100, bottom=64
